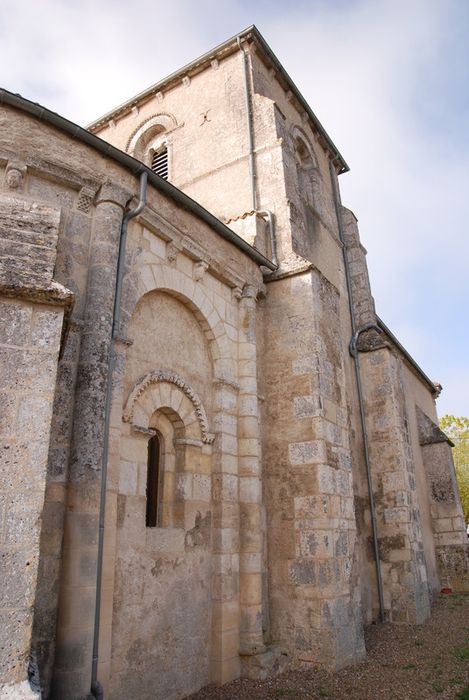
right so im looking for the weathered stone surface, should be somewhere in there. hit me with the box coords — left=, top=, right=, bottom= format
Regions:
left=0, top=196, right=60, bottom=287
left=1, top=26, right=467, bottom=700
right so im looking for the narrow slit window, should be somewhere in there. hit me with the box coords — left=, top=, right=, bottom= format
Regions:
left=151, top=147, right=168, bottom=180
left=146, top=433, right=162, bottom=527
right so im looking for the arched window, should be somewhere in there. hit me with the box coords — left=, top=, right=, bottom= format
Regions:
left=151, top=146, right=169, bottom=179
left=146, top=432, right=164, bottom=527
left=126, top=113, right=177, bottom=181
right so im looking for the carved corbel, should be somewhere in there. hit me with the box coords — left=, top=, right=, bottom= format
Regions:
left=166, top=241, right=180, bottom=264
left=4, top=161, right=27, bottom=191
left=194, top=261, right=209, bottom=281
left=256, top=283, right=267, bottom=300
left=241, top=284, right=257, bottom=299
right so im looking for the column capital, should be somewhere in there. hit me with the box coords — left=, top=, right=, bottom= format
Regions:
left=241, top=284, right=258, bottom=300
left=95, top=181, right=132, bottom=209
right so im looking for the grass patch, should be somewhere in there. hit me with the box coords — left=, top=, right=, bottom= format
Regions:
left=453, top=646, right=469, bottom=661
left=318, top=687, right=330, bottom=697
left=403, top=663, right=417, bottom=670
left=456, top=685, right=469, bottom=700
left=414, top=640, right=424, bottom=647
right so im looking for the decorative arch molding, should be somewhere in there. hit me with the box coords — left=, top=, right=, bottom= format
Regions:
left=126, top=113, right=179, bottom=158
left=123, top=369, right=215, bottom=444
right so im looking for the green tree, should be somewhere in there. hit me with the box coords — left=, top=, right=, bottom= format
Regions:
left=439, top=415, right=469, bottom=525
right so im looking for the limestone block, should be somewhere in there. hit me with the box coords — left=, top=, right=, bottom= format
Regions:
left=238, top=437, right=260, bottom=458
left=0, top=301, right=32, bottom=345
left=213, top=412, right=237, bottom=435
left=240, top=643, right=290, bottom=681
left=119, top=461, right=138, bottom=495
left=212, top=600, right=240, bottom=631
left=297, top=529, right=334, bottom=558
left=145, top=527, right=185, bottom=553
left=239, top=572, right=262, bottom=605
left=216, top=433, right=238, bottom=456
left=294, top=495, right=330, bottom=519
left=288, top=558, right=316, bottom=586
left=289, top=440, right=327, bottom=466
left=212, top=502, right=239, bottom=530
left=193, top=473, right=211, bottom=502
left=212, top=527, right=239, bottom=555
left=239, top=552, right=262, bottom=574
left=175, top=472, right=193, bottom=500
left=210, top=655, right=240, bottom=686
left=434, top=531, right=467, bottom=546
left=227, top=212, right=269, bottom=258
left=0, top=681, right=40, bottom=699
left=294, top=395, right=321, bottom=418
left=238, top=395, right=258, bottom=417
left=239, top=476, right=261, bottom=504
left=0, top=196, right=60, bottom=287
left=383, top=507, right=410, bottom=525
left=317, top=464, right=337, bottom=494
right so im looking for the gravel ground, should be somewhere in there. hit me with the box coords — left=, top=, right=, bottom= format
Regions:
left=187, top=593, right=469, bottom=700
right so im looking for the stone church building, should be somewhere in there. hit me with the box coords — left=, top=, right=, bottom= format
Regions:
left=1, top=25, right=468, bottom=700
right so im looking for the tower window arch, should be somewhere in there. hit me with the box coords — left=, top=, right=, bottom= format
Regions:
left=126, top=113, right=177, bottom=181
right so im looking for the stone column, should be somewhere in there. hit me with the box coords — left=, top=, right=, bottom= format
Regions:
left=211, top=378, right=241, bottom=685
left=237, top=284, right=265, bottom=671
left=52, top=183, right=130, bottom=700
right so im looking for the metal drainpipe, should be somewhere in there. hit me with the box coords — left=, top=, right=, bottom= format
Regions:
left=329, top=159, right=386, bottom=623
left=237, top=36, right=278, bottom=268
left=257, top=209, right=278, bottom=267
left=237, top=35, right=257, bottom=211
left=90, top=172, right=148, bottom=699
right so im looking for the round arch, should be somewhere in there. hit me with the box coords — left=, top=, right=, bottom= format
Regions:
left=123, top=369, right=214, bottom=444
left=125, top=263, right=236, bottom=384
left=291, top=125, right=318, bottom=170
left=126, top=113, right=178, bottom=161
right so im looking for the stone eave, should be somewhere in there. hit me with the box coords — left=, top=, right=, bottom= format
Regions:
left=86, top=25, right=349, bottom=174
left=376, top=316, right=438, bottom=396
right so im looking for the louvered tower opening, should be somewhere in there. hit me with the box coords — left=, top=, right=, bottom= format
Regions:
left=151, top=148, right=168, bottom=179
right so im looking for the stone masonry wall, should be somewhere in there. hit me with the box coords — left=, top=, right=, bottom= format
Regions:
left=0, top=173, right=71, bottom=698
left=91, top=50, right=253, bottom=224
left=97, top=211, right=264, bottom=696
left=262, top=270, right=365, bottom=670
left=0, top=298, right=66, bottom=699
left=2, top=102, right=264, bottom=699
left=109, top=289, right=214, bottom=700
left=360, top=348, right=431, bottom=623
left=417, top=408, right=469, bottom=592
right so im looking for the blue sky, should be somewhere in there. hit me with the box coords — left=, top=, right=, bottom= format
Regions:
left=2, top=0, right=468, bottom=417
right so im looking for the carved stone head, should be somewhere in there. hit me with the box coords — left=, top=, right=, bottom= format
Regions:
left=5, top=162, right=26, bottom=191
